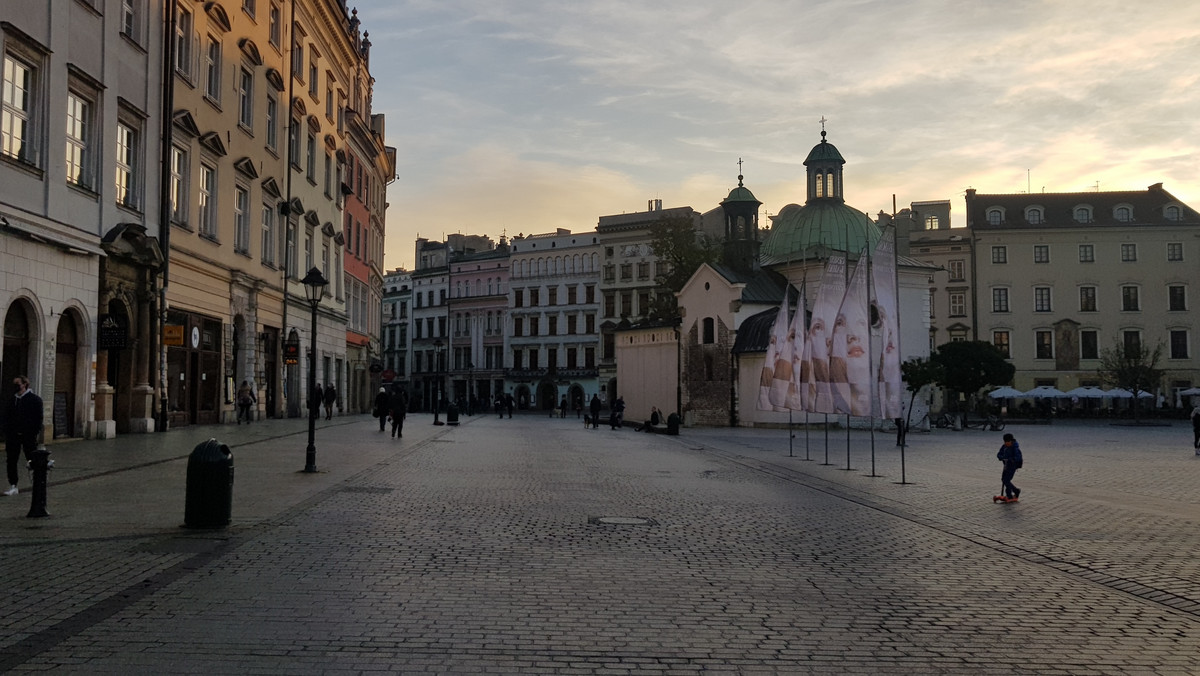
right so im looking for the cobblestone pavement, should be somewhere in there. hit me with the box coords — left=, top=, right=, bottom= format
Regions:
left=1, top=414, right=1199, bottom=674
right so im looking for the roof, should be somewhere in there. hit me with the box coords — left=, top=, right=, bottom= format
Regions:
left=760, top=201, right=882, bottom=265
left=708, top=263, right=788, bottom=304
left=723, top=185, right=760, bottom=204
left=803, top=133, right=845, bottom=165
left=966, top=184, right=1200, bottom=229
left=731, top=307, right=779, bottom=354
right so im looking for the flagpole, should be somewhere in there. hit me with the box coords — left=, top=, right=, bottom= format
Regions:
left=867, top=243, right=880, bottom=477
left=822, top=413, right=830, bottom=465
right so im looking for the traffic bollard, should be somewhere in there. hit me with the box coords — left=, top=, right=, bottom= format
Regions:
left=26, top=445, right=52, bottom=518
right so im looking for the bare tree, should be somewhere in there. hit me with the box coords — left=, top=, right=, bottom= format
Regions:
left=1097, top=339, right=1164, bottom=423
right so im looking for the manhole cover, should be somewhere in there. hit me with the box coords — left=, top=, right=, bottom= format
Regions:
left=590, top=516, right=656, bottom=526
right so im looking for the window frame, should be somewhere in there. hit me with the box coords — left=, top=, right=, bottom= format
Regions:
left=1079, top=285, right=1097, bottom=312
left=1170, top=330, right=1189, bottom=360
left=991, top=287, right=1010, bottom=313
left=114, top=114, right=141, bottom=210
left=1121, top=285, right=1140, bottom=312
left=1033, top=286, right=1052, bottom=313
left=1121, top=243, right=1137, bottom=262
left=1167, top=242, right=1183, bottom=262
left=203, top=34, right=222, bottom=102
left=992, top=330, right=1010, bottom=358
left=991, top=245, right=1007, bottom=264
left=260, top=200, right=275, bottom=265
left=1078, top=243, right=1094, bottom=263
left=1080, top=330, right=1099, bottom=360
left=1169, top=285, right=1186, bottom=312
left=1035, top=330, right=1054, bottom=360
left=169, top=144, right=188, bottom=224
left=2, top=46, right=42, bottom=166
left=198, top=161, right=217, bottom=239
left=1033, top=244, right=1049, bottom=264
left=237, top=66, right=254, bottom=130
left=64, top=88, right=96, bottom=189
left=233, top=183, right=250, bottom=254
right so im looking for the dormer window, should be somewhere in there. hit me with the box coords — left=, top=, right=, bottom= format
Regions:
left=1114, top=205, right=1133, bottom=223
left=924, top=215, right=939, bottom=229
left=1025, top=206, right=1044, bottom=224
left=1165, top=205, right=1181, bottom=221
left=1073, top=205, right=1093, bottom=223
left=986, top=208, right=1004, bottom=226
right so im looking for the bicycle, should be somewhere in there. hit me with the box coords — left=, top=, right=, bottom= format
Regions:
left=964, top=414, right=1006, bottom=431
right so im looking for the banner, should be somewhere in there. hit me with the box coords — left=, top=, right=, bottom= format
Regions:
left=831, top=255, right=871, bottom=416
left=872, top=225, right=903, bottom=419
left=785, top=285, right=807, bottom=411
left=768, top=294, right=795, bottom=408
left=807, top=255, right=846, bottom=414
left=756, top=304, right=785, bottom=411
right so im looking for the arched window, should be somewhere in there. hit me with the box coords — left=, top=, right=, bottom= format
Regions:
left=1073, top=205, right=1093, bottom=223
left=1114, top=205, right=1132, bottom=223
left=1025, top=207, right=1043, bottom=224
left=815, top=173, right=824, bottom=198
left=987, top=208, right=1003, bottom=226
left=702, top=317, right=715, bottom=344
left=1166, top=205, right=1181, bottom=221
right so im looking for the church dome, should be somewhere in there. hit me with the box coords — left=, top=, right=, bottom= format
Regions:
left=724, top=184, right=758, bottom=203
left=760, top=201, right=880, bottom=264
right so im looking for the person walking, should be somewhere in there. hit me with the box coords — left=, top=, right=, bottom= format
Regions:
left=310, top=383, right=323, bottom=421
left=236, top=380, right=256, bottom=424
left=559, top=396, right=568, bottom=419
left=389, top=388, right=408, bottom=438
left=323, top=383, right=337, bottom=420
left=4, top=375, right=43, bottom=496
left=374, top=387, right=390, bottom=432
left=505, top=392, right=514, bottom=418
left=610, top=396, right=626, bottom=429
left=996, top=433, right=1023, bottom=502
left=589, top=394, right=601, bottom=429
left=1190, top=399, right=1200, bottom=449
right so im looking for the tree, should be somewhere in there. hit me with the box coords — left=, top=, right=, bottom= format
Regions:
left=900, top=356, right=942, bottom=430
left=1097, top=339, right=1164, bottom=423
left=648, top=214, right=721, bottom=320
left=931, top=341, right=1015, bottom=420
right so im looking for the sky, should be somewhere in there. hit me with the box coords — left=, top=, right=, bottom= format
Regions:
left=350, top=0, right=1200, bottom=271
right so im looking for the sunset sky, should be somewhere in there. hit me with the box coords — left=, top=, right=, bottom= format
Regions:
left=351, top=0, right=1200, bottom=270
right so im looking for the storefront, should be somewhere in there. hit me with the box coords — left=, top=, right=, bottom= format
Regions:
left=166, top=310, right=224, bottom=426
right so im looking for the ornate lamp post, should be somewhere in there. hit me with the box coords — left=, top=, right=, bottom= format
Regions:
left=301, top=267, right=328, bottom=472
left=432, top=339, right=444, bottom=425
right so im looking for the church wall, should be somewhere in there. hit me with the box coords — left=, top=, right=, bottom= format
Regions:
left=681, top=318, right=735, bottom=426
left=614, top=326, right=677, bottom=421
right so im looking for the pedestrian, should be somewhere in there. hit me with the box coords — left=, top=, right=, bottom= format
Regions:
left=574, top=397, right=582, bottom=419
left=996, top=432, right=1023, bottom=502
left=610, top=396, right=626, bottom=429
left=559, top=396, right=568, bottom=419
left=589, top=393, right=601, bottom=429
left=310, top=383, right=323, bottom=420
left=323, top=383, right=337, bottom=420
left=635, top=407, right=661, bottom=432
left=4, top=375, right=43, bottom=496
left=374, top=387, right=390, bottom=432
left=236, top=380, right=256, bottom=424
left=389, top=388, right=408, bottom=438
left=894, top=417, right=907, bottom=447
left=495, top=394, right=504, bottom=418
left=1190, top=399, right=1200, bottom=449
left=505, top=392, right=514, bottom=418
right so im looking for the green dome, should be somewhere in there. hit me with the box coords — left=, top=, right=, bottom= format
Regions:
left=804, top=137, right=845, bottom=165
left=760, top=200, right=881, bottom=263
left=723, top=185, right=759, bottom=203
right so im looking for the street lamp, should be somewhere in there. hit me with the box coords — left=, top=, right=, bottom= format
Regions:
left=432, top=339, right=444, bottom=425
left=301, top=267, right=328, bottom=472
left=467, top=361, right=474, bottom=415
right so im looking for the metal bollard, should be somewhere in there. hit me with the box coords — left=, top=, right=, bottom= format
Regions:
left=26, top=445, right=52, bottom=518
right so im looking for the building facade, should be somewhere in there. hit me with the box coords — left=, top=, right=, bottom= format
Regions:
left=381, top=268, right=411, bottom=391
left=969, top=185, right=1200, bottom=401
left=447, top=242, right=510, bottom=409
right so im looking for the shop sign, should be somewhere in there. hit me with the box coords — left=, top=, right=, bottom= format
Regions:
left=283, top=338, right=300, bottom=365
left=97, top=314, right=128, bottom=350
left=162, top=324, right=185, bottom=347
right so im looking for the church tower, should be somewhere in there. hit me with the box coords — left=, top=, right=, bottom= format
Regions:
left=805, top=128, right=845, bottom=203
left=720, top=165, right=762, bottom=274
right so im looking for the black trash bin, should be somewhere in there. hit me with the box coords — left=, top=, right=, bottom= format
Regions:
left=446, top=403, right=460, bottom=425
left=666, top=413, right=680, bottom=435
left=184, top=439, right=234, bottom=528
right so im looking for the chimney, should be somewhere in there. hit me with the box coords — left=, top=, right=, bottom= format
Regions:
left=647, top=198, right=662, bottom=212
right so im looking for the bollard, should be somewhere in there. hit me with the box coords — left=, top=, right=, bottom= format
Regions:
left=184, top=439, right=234, bottom=528
left=446, top=403, right=460, bottom=426
left=26, top=445, right=51, bottom=518
left=666, top=413, right=680, bottom=436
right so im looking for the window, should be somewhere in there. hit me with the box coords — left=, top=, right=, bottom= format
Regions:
left=1073, top=206, right=1092, bottom=223
left=1170, top=330, right=1189, bottom=359
left=1080, top=330, right=1098, bottom=360
left=204, top=36, right=222, bottom=101
left=949, top=293, right=965, bottom=317
left=1033, top=245, right=1049, bottom=263
left=992, top=331, right=1010, bottom=358
left=305, top=131, right=316, bottom=181
left=585, top=347, right=595, bottom=368
left=1, top=50, right=38, bottom=164
left=1168, top=242, right=1183, bottom=261
left=261, top=202, right=275, bottom=264
left=1035, top=331, right=1053, bottom=359
left=288, top=117, right=300, bottom=167
left=323, top=153, right=332, bottom=197
left=702, top=318, right=715, bottom=344
left=548, top=287, right=558, bottom=306
left=1121, top=243, right=1137, bottom=262
left=924, top=215, right=939, bottom=229
left=198, top=163, right=216, bottom=237
left=512, top=350, right=522, bottom=370
left=65, top=92, right=93, bottom=188
left=948, top=259, right=965, bottom=281
left=174, top=5, right=193, bottom=79
left=548, top=316, right=558, bottom=335
left=987, top=209, right=1003, bottom=226
left=603, top=264, right=615, bottom=283
left=529, top=316, right=539, bottom=336
left=1034, top=287, right=1052, bottom=312
left=1079, top=286, right=1097, bottom=312
left=1078, top=244, right=1094, bottom=263
left=637, top=261, right=650, bottom=280
left=1165, top=205, right=1181, bottom=222
left=585, top=314, right=595, bottom=334
left=325, top=76, right=334, bottom=119
left=1169, top=285, right=1186, bottom=311
left=169, top=145, right=187, bottom=223
left=291, top=34, right=303, bottom=80
left=238, top=67, right=254, bottom=129
left=233, top=185, right=250, bottom=253
left=1026, top=207, right=1043, bottom=225
left=121, top=0, right=140, bottom=39
left=604, top=292, right=615, bottom=317
left=530, top=288, right=540, bottom=306
left=992, top=288, right=1009, bottom=313
left=513, top=289, right=523, bottom=308
left=242, top=0, right=256, bottom=17
left=567, top=285, right=577, bottom=305
left=1123, top=331, right=1141, bottom=358
left=619, top=263, right=632, bottom=281
left=586, top=285, right=595, bottom=304
left=1121, top=286, right=1139, bottom=311
left=268, top=3, right=281, bottom=47
left=991, top=246, right=1007, bottom=264
left=115, top=120, right=139, bottom=208
left=1114, top=205, right=1132, bottom=222
left=265, top=94, right=278, bottom=151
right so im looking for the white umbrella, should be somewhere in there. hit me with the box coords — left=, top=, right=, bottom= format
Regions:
left=1023, top=385, right=1067, bottom=398
left=1135, top=390, right=1155, bottom=399
left=1064, top=386, right=1106, bottom=399
left=1180, top=387, right=1200, bottom=396
left=1104, top=388, right=1134, bottom=399
left=988, top=386, right=1024, bottom=399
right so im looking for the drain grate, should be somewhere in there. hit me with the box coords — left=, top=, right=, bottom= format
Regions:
left=589, top=516, right=657, bottom=526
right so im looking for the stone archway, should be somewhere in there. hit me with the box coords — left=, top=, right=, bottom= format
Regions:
left=53, top=310, right=84, bottom=438
left=536, top=381, right=557, bottom=411
left=2, top=299, right=38, bottom=398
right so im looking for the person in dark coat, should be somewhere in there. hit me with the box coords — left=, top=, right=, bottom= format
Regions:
left=610, top=396, right=626, bottom=429
left=1190, top=400, right=1200, bottom=449
left=236, top=380, right=256, bottom=424
left=374, top=387, right=390, bottom=432
left=589, top=394, right=602, bottom=429
left=323, top=383, right=337, bottom=420
left=4, top=375, right=43, bottom=496
left=559, top=396, right=568, bottom=418
left=495, top=394, right=504, bottom=418
left=996, top=433, right=1023, bottom=501
left=310, top=383, right=323, bottom=420
left=389, top=388, right=408, bottom=438
left=505, top=392, right=514, bottom=418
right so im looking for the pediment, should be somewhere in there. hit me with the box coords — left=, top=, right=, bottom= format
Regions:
left=172, top=110, right=200, bottom=137
left=306, top=115, right=321, bottom=133
left=291, top=96, right=307, bottom=117
left=203, top=2, right=232, bottom=32
left=198, top=131, right=227, bottom=157
left=261, top=176, right=281, bottom=199
left=305, top=210, right=320, bottom=227
left=265, top=68, right=284, bottom=91
left=333, top=230, right=345, bottom=246
left=234, top=157, right=258, bottom=179
left=238, top=38, right=263, bottom=66
left=322, top=221, right=336, bottom=237
left=324, top=133, right=337, bottom=151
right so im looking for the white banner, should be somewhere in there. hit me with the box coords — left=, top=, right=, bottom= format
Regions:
left=756, top=304, right=785, bottom=411
left=872, top=225, right=903, bottom=419
left=831, top=255, right=871, bottom=416
left=784, top=286, right=807, bottom=411
left=808, top=255, right=846, bottom=414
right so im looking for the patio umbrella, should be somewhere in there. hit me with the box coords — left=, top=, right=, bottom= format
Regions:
left=1064, top=386, right=1106, bottom=399
left=1023, top=385, right=1067, bottom=398
left=1103, top=388, right=1134, bottom=399
left=988, top=386, right=1024, bottom=399
left=1179, top=387, right=1200, bottom=396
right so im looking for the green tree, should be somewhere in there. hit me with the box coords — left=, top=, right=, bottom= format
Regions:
left=900, top=356, right=942, bottom=429
left=1097, top=339, right=1164, bottom=423
left=648, top=214, right=721, bottom=320
left=931, top=341, right=1015, bottom=420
